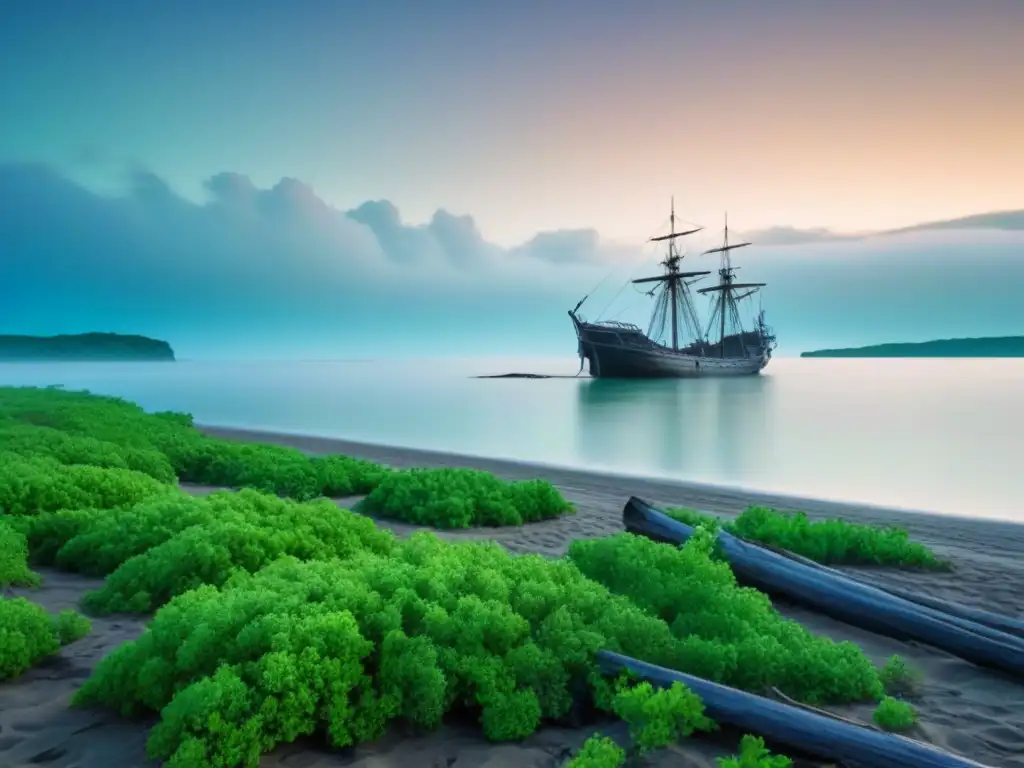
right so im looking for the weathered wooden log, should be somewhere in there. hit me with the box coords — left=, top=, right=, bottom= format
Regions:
left=622, top=496, right=1024, bottom=678
left=597, top=650, right=993, bottom=768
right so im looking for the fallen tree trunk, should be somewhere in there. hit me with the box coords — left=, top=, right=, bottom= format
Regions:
left=753, top=539, right=1024, bottom=640
left=597, top=650, right=993, bottom=768
left=621, top=496, right=1024, bottom=678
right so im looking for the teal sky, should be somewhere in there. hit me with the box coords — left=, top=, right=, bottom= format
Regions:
left=1, top=1, right=1022, bottom=358
left=3, top=0, right=1021, bottom=242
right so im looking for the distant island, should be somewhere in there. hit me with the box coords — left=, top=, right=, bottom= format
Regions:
left=0, top=333, right=175, bottom=362
left=801, top=336, right=1024, bottom=358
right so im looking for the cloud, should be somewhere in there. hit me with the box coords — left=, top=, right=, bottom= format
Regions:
left=345, top=199, right=502, bottom=266
left=1, top=161, right=1023, bottom=359
left=0, top=162, right=606, bottom=284
left=0, top=162, right=618, bottom=356
left=742, top=226, right=851, bottom=246
left=744, top=209, right=1024, bottom=246
left=885, top=209, right=1024, bottom=234
left=509, top=229, right=601, bottom=263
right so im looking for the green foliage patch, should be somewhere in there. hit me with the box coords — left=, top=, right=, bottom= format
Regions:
left=568, top=530, right=885, bottom=704
left=872, top=696, right=917, bottom=731
left=665, top=505, right=947, bottom=569
left=0, top=388, right=569, bottom=528
left=878, top=654, right=922, bottom=697
left=718, top=735, right=793, bottom=767
left=24, top=489, right=393, bottom=614
left=0, top=453, right=175, bottom=516
left=357, top=467, right=574, bottom=528
left=0, top=597, right=92, bottom=681
left=611, top=680, right=714, bottom=753
left=73, top=521, right=884, bottom=767
left=566, top=735, right=626, bottom=768
left=0, top=422, right=177, bottom=483
left=0, top=386, right=389, bottom=503
left=75, top=535, right=680, bottom=765
left=170, top=440, right=389, bottom=500
left=0, top=517, right=39, bottom=587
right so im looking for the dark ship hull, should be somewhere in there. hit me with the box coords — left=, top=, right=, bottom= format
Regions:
left=568, top=203, right=774, bottom=379
left=571, top=314, right=771, bottom=378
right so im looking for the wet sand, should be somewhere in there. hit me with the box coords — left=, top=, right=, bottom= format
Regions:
left=2, top=427, right=1023, bottom=767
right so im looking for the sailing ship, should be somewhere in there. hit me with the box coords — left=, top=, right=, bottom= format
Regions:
left=569, top=200, right=776, bottom=378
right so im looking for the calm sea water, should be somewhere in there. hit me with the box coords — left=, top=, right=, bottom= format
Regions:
left=1, top=357, right=1021, bottom=521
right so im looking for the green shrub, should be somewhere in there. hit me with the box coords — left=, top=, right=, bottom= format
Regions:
left=0, top=453, right=173, bottom=516
left=872, top=696, right=917, bottom=731
left=358, top=467, right=574, bottom=528
left=0, top=517, right=39, bottom=587
left=168, top=439, right=390, bottom=500
left=0, top=422, right=177, bottom=483
left=0, top=388, right=569, bottom=527
left=879, top=654, right=922, bottom=697
left=54, top=608, right=93, bottom=645
left=0, top=386, right=391, bottom=502
left=663, top=507, right=723, bottom=532
left=79, top=490, right=396, bottom=614
left=0, top=387, right=187, bottom=451
left=566, top=735, right=626, bottom=768
left=568, top=530, right=885, bottom=703
left=0, top=597, right=92, bottom=681
left=717, top=735, right=793, bottom=767
left=74, top=523, right=892, bottom=767
left=75, top=535, right=689, bottom=765
left=18, top=508, right=101, bottom=566
left=665, top=506, right=947, bottom=569
left=612, top=681, right=714, bottom=753
left=53, top=493, right=217, bottom=577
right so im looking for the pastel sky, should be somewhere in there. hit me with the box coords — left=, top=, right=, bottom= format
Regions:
left=1, top=1, right=1022, bottom=359
left=3, top=0, right=1021, bottom=243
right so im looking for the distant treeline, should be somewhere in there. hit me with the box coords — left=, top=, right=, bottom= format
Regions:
left=0, top=333, right=175, bottom=361
left=801, top=336, right=1024, bottom=358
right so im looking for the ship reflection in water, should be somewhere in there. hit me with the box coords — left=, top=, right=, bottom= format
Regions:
left=573, top=374, right=776, bottom=486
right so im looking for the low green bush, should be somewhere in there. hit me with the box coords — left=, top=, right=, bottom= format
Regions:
left=73, top=518, right=887, bottom=767
left=0, top=386, right=391, bottom=502
left=0, top=388, right=571, bottom=529
left=51, top=493, right=219, bottom=577
left=54, top=608, right=93, bottom=645
left=611, top=681, right=714, bottom=753
left=718, top=735, right=793, bottom=767
left=872, top=696, right=917, bottom=731
left=75, top=490, right=395, bottom=615
left=566, top=680, right=727, bottom=766
left=358, top=467, right=574, bottom=527
left=0, top=422, right=178, bottom=483
left=0, top=597, right=92, bottom=681
left=169, top=439, right=390, bottom=500
left=665, top=506, right=947, bottom=569
left=0, top=517, right=39, bottom=587
left=566, top=735, right=626, bottom=768
left=18, top=508, right=99, bottom=566
left=568, top=530, right=886, bottom=703
left=0, top=453, right=173, bottom=516
left=878, top=654, right=922, bottom=697
left=74, top=536, right=686, bottom=765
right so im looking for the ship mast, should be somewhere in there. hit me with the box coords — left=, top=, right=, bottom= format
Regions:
left=697, top=213, right=764, bottom=357
left=631, top=198, right=708, bottom=351
left=669, top=202, right=679, bottom=349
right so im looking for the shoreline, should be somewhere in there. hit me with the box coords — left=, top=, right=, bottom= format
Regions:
left=199, top=424, right=1024, bottom=544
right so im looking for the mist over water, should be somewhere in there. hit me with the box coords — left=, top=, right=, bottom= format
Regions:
left=2, top=356, right=1021, bottom=521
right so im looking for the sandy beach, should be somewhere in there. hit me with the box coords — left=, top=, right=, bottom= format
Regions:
left=2, top=426, right=1023, bottom=767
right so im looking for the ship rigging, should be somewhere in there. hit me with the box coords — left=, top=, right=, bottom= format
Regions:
left=568, top=199, right=775, bottom=378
